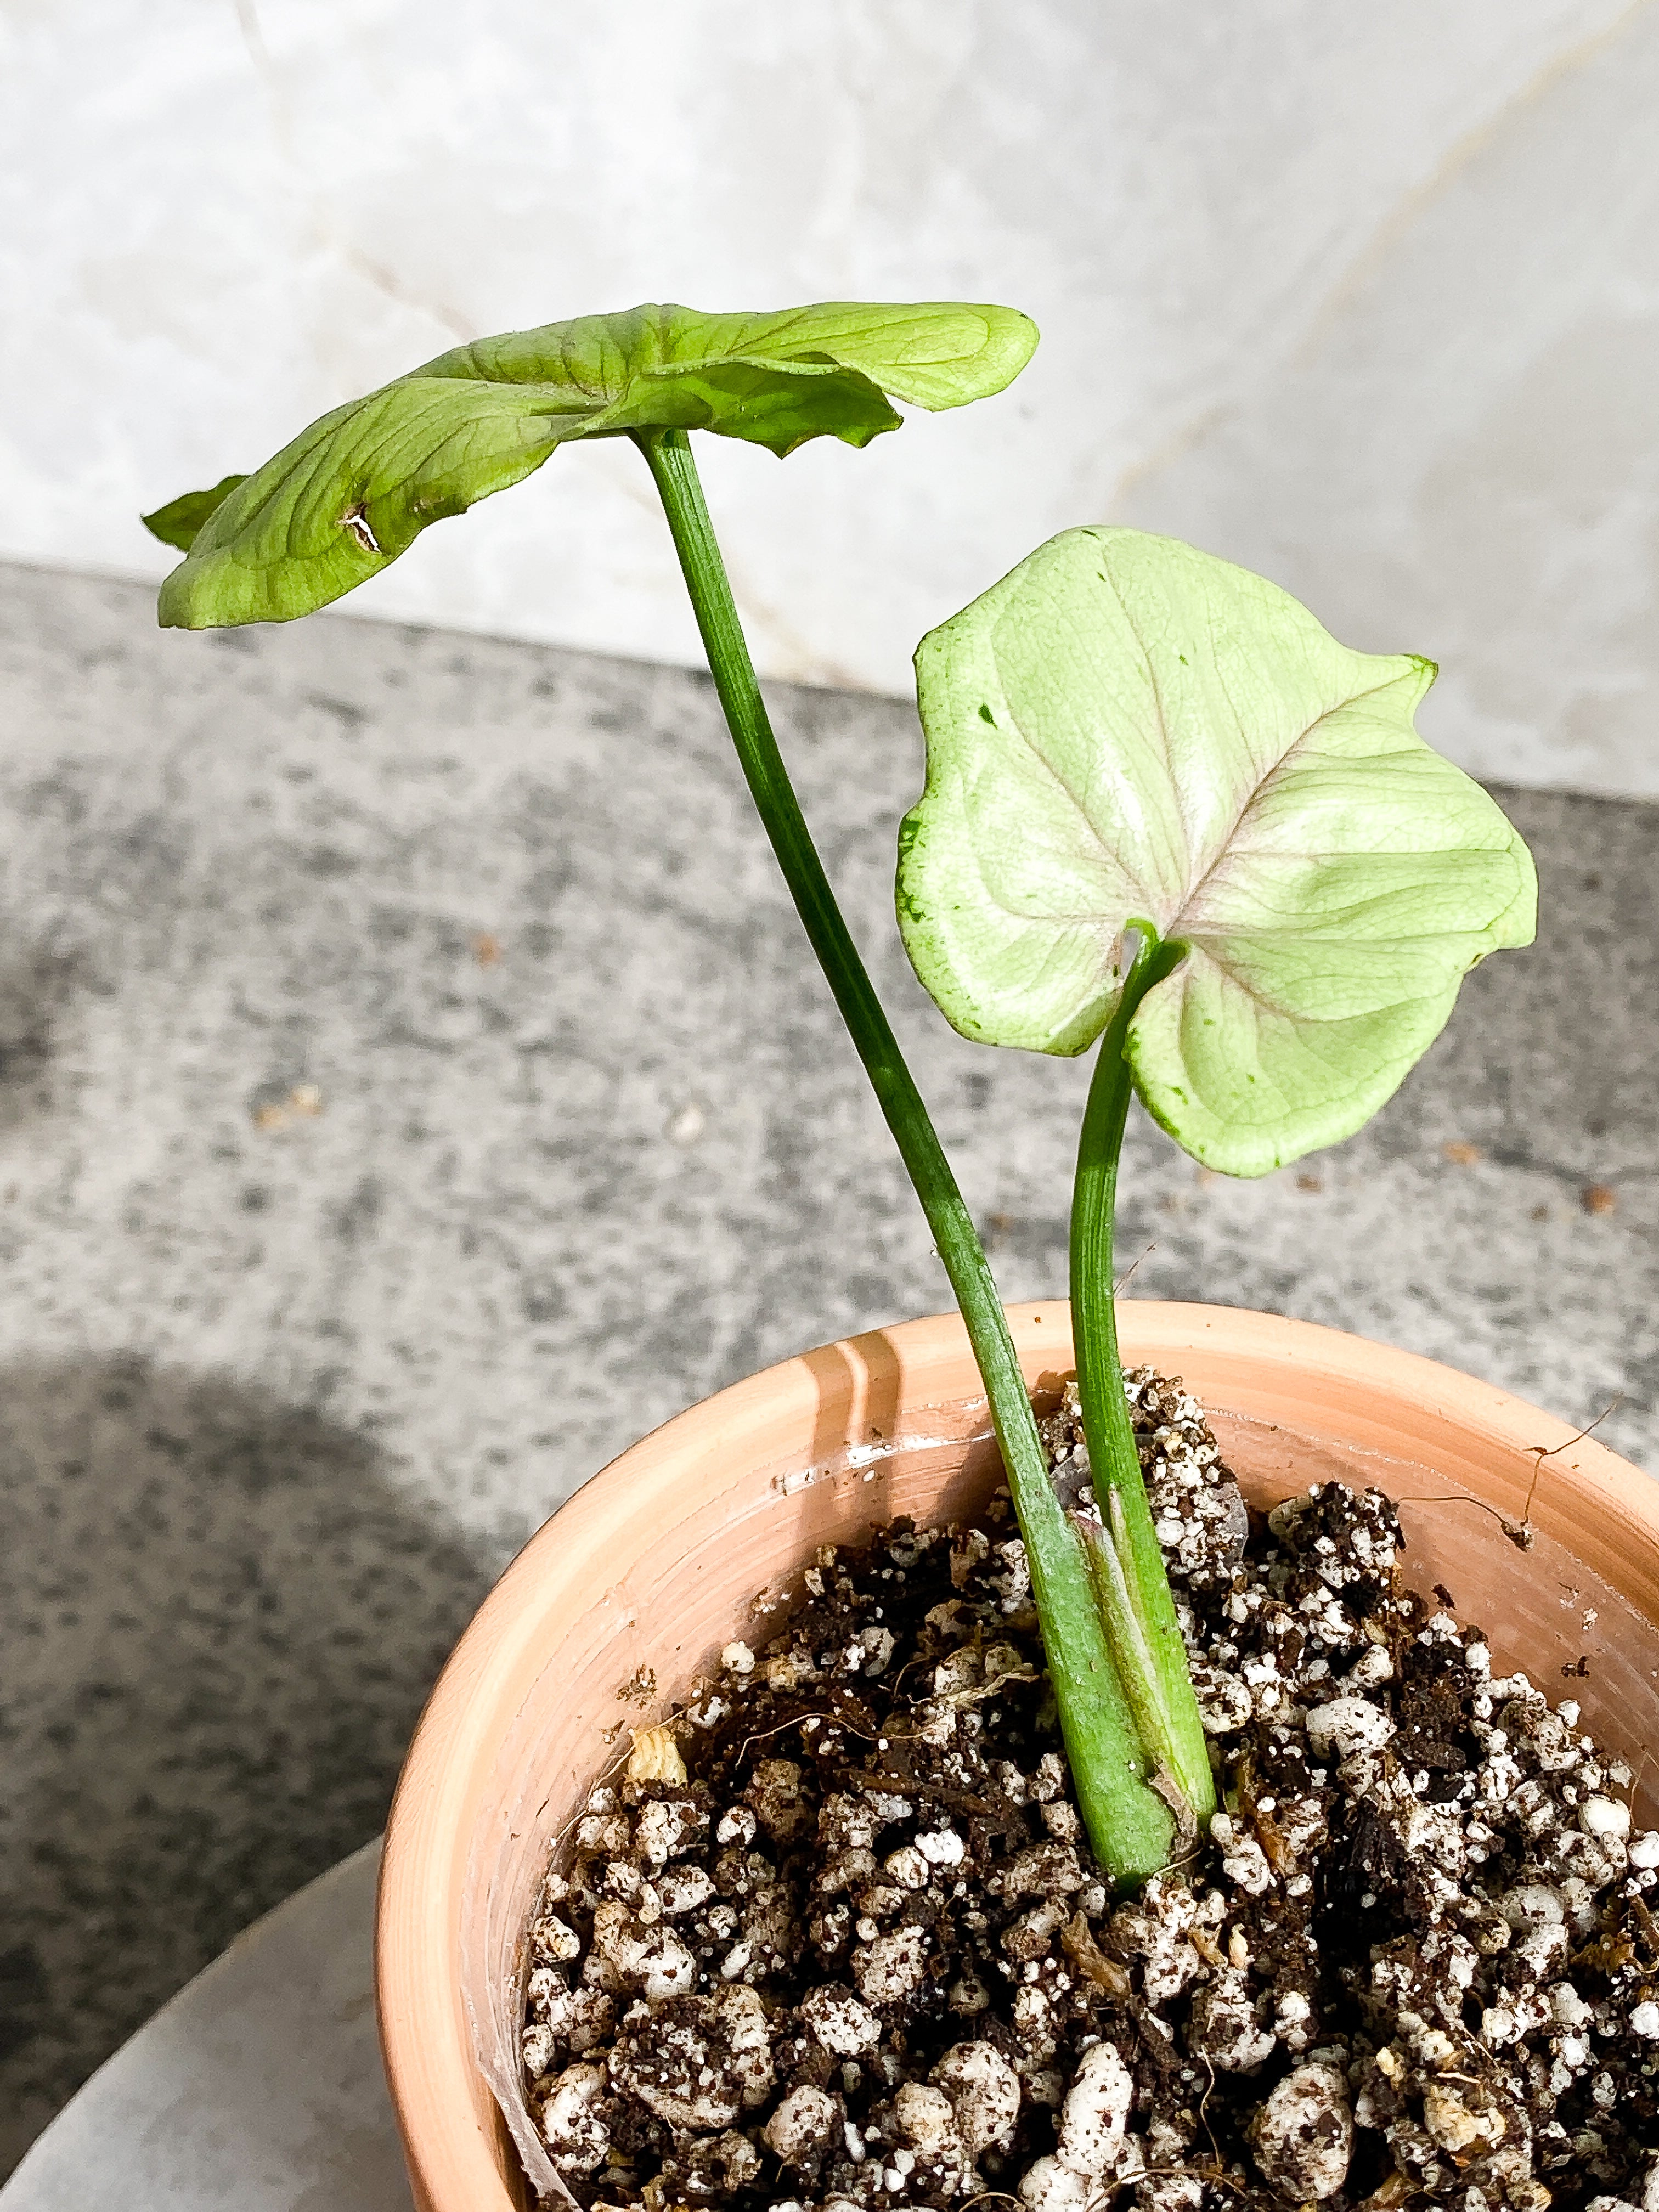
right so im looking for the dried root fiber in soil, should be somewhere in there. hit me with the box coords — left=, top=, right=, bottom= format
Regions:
left=518, top=1370, right=1659, bottom=2212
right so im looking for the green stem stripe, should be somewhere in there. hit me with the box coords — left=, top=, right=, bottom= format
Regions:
left=1076, top=1510, right=1181, bottom=1784
left=635, top=426, right=1173, bottom=1882
left=1070, top=928, right=1216, bottom=1824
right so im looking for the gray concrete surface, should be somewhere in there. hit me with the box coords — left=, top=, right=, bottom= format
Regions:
left=1, top=557, right=1655, bottom=2171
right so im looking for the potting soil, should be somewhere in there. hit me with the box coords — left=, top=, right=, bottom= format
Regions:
left=518, top=1371, right=1659, bottom=2211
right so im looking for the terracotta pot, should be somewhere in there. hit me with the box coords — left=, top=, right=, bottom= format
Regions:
left=376, top=1300, right=1659, bottom=2212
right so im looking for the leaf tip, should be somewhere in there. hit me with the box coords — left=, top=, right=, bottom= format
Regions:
left=1404, top=653, right=1438, bottom=706
left=155, top=562, right=204, bottom=630
left=140, top=472, right=250, bottom=554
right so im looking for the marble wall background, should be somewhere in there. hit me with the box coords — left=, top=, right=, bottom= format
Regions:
left=4, top=1, right=1657, bottom=795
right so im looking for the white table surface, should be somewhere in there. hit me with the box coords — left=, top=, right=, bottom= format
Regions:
left=2, top=1842, right=411, bottom=2211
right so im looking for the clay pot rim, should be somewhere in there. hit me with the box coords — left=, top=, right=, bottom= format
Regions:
left=375, top=1296, right=1657, bottom=2212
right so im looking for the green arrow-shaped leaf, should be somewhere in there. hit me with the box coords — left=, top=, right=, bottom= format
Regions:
left=898, top=527, right=1536, bottom=1176
left=145, top=300, right=1036, bottom=630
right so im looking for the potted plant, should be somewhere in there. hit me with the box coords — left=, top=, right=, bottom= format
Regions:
left=147, top=302, right=1659, bottom=2212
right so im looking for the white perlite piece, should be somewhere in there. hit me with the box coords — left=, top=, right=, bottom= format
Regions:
left=633, top=1796, right=703, bottom=1868
left=1207, top=1812, right=1272, bottom=1898
left=895, top=2081, right=959, bottom=2153
left=802, top=1983, right=882, bottom=2055
left=853, top=1924, right=929, bottom=2005
left=612, top=2003, right=744, bottom=2131
left=721, top=1983, right=777, bottom=2109
left=1018, top=2157, right=1098, bottom=2212
left=1305, top=1695, right=1395, bottom=1761
left=916, top=1826, right=966, bottom=1867
left=1500, top=1882, right=1566, bottom=1932
left=530, top=1912, right=580, bottom=1963
left=1187, top=1659, right=1254, bottom=1735
left=885, top=1843, right=931, bottom=1891
left=653, top=1864, right=713, bottom=1916
left=1582, top=1793, right=1633, bottom=1840
left=539, top=2061, right=610, bottom=2172
left=1248, top=2062, right=1353, bottom=2201
left=933, top=2039, right=1022, bottom=2156
left=1346, top=1642, right=1394, bottom=1689
left=589, top=1900, right=697, bottom=2000
left=1187, top=1967, right=1277, bottom=2072
left=893, top=2077, right=972, bottom=2190
left=765, top=2085, right=841, bottom=2166
left=1053, top=2040, right=1135, bottom=2177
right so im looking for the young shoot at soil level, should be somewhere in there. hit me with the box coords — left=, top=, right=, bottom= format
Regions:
left=143, top=298, right=1536, bottom=1889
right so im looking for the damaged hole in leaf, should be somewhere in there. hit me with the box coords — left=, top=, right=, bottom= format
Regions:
left=341, top=505, right=381, bottom=555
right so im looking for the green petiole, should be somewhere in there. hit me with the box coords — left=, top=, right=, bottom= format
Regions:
left=633, top=425, right=1176, bottom=1883
left=1071, top=928, right=1217, bottom=1824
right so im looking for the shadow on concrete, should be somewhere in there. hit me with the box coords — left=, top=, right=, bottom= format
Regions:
left=0, top=945, right=90, bottom=1140
left=0, top=1359, right=490, bottom=2177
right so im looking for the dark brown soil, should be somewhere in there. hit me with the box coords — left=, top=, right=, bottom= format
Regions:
left=517, top=1371, right=1659, bottom=2212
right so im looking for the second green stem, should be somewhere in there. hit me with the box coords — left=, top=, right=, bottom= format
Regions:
left=1071, top=930, right=1217, bottom=1822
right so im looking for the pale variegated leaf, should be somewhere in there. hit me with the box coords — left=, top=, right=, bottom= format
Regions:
left=898, top=527, right=1536, bottom=1175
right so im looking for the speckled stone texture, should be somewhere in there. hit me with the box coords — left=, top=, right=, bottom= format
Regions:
left=1, top=559, right=1655, bottom=2172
